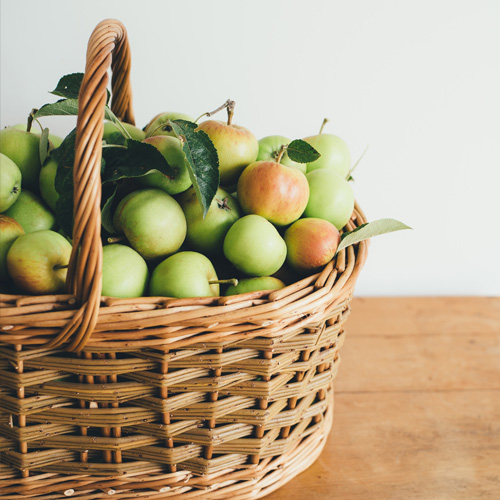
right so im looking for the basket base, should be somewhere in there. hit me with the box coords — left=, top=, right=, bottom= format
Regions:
left=0, top=391, right=334, bottom=499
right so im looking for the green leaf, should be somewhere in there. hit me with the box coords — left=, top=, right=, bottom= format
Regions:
left=52, top=129, right=77, bottom=236
left=50, top=73, right=84, bottom=99
left=101, top=184, right=119, bottom=234
left=50, top=72, right=111, bottom=104
left=39, top=127, right=50, bottom=165
left=34, top=99, right=114, bottom=120
left=287, top=139, right=321, bottom=164
left=336, top=218, right=412, bottom=254
left=170, top=119, right=219, bottom=216
left=101, top=139, right=174, bottom=183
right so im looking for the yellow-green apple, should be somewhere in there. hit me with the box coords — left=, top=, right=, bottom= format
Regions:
left=144, top=112, right=194, bottom=138
left=101, top=244, right=149, bottom=298
left=223, top=215, right=287, bottom=276
left=138, top=136, right=192, bottom=195
left=237, top=160, right=309, bottom=226
left=150, top=251, right=219, bottom=298
left=0, top=215, right=24, bottom=282
left=113, top=188, right=186, bottom=260
left=196, top=115, right=258, bottom=186
left=257, top=136, right=306, bottom=173
left=4, top=190, right=55, bottom=233
left=0, top=153, right=22, bottom=211
left=7, top=229, right=72, bottom=294
left=0, top=127, right=43, bottom=192
left=103, top=121, right=146, bottom=142
left=303, top=132, right=351, bottom=178
left=179, top=186, right=240, bottom=255
left=284, top=218, right=341, bottom=273
left=225, top=276, right=285, bottom=296
left=304, top=170, right=354, bottom=230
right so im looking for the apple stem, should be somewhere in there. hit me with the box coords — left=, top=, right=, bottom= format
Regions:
left=107, top=236, right=125, bottom=244
left=319, top=117, right=329, bottom=135
left=226, top=100, right=235, bottom=126
left=195, top=99, right=235, bottom=124
left=26, top=110, right=36, bottom=132
left=275, top=144, right=287, bottom=164
left=209, top=278, right=239, bottom=287
left=54, top=264, right=69, bottom=271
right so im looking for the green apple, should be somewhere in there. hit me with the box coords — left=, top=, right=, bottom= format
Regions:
left=0, top=127, right=42, bottom=192
left=144, top=112, right=194, bottom=138
left=101, top=244, right=149, bottom=298
left=237, top=160, right=309, bottom=226
left=103, top=121, right=146, bottom=143
left=113, top=188, right=186, bottom=260
left=4, top=190, right=55, bottom=233
left=257, top=136, right=306, bottom=173
left=303, top=133, right=351, bottom=178
left=0, top=153, right=22, bottom=212
left=179, top=186, right=240, bottom=255
left=196, top=120, right=258, bottom=186
left=304, top=170, right=354, bottom=230
left=223, top=215, right=287, bottom=276
left=0, top=215, right=24, bottom=282
left=7, top=229, right=72, bottom=294
left=138, top=136, right=192, bottom=195
left=11, top=124, right=63, bottom=149
left=39, top=158, right=59, bottom=211
left=150, top=251, right=219, bottom=298
left=225, top=276, right=285, bottom=296
left=284, top=218, right=341, bottom=273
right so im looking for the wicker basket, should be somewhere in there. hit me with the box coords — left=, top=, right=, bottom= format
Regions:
left=0, top=19, right=368, bottom=499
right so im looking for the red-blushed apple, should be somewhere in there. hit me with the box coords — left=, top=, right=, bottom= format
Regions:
left=304, top=169, right=354, bottom=230
left=237, top=160, right=309, bottom=226
left=284, top=218, right=341, bottom=273
left=144, top=112, right=194, bottom=138
left=138, top=136, right=192, bottom=195
left=4, top=190, right=56, bottom=233
left=223, top=215, right=287, bottom=276
left=225, top=276, right=285, bottom=296
left=0, top=153, right=22, bottom=212
left=101, top=244, right=149, bottom=298
left=196, top=120, right=258, bottom=186
left=113, top=188, right=187, bottom=261
left=257, top=135, right=306, bottom=173
left=0, top=127, right=42, bottom=192
left=0, top=215, right=24, bottom=282
left=150, top=251, right=219, bottom=298
left=7, top=229, right=72, bottom=294
left=179, top=186, right=240, bottom=255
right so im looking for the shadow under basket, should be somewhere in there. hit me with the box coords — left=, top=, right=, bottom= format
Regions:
left=0, top=19, right=368, bottom=500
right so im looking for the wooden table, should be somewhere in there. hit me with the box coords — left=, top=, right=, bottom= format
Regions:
left=266, top=297, right=500, bottom=500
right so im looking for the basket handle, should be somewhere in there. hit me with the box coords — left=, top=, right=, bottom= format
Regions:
left=46, top=19, right=134, bottom=352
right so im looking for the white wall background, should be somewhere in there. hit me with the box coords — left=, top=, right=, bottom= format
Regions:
left=1, top=0, right=499, bottom=296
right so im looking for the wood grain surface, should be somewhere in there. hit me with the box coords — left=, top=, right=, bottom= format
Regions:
left=265, top=297, right=500, bottom=500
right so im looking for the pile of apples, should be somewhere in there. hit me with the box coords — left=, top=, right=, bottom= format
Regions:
left=0, top=104, right=356, bottom=299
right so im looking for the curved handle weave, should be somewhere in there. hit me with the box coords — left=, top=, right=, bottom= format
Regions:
left=46, top=19, right=134, bottom=352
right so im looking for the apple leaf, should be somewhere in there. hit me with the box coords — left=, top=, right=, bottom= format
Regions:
left=50, top=72, right=111, bottom=105
left=52, top=129, right=77, bottom=236
left=101, top=184, right=119, bottom=235
left=50, top=73, right=84, bottom=99
left=39, top=127, right=50, bottom=165
left=170, top=119, right=219, bottom=217
left=287, top=139, right=321, bottom=164
left=34, top=99, right=115, bottom=120
left=336, top=218, right=412, bottom=254
left=101, top=139, right=174, bottom=183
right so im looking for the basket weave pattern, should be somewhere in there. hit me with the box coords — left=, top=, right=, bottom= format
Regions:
left=0, top=19, right=368, bottom=499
